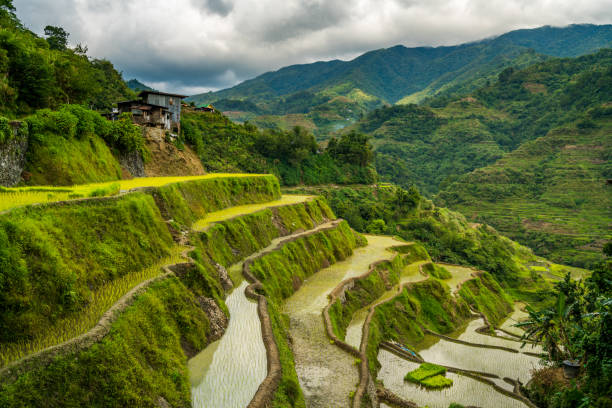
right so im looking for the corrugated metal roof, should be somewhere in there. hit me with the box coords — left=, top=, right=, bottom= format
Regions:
left=138, top=90, right=187, bottom=98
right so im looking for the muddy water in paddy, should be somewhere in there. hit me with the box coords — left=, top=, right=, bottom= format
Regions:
left=378, top=349, right=529, bottom=408
left=416, top=322, right=542, bottom=384
left=284, top=235, right=403, bottom=408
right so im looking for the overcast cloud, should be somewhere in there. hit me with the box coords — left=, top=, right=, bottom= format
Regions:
left=13, top=0, right=612, bottom=95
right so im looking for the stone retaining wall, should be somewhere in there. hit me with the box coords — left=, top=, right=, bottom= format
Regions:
left=0, top=121, right=28, bottom=186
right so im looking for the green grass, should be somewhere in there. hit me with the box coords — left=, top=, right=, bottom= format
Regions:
left=458, top=272, right=513, bottom=326
left=0, top=276, right=220, bottom=407
left=421, top=374, right=454, bottom=389
left=404, top=362, right=447, bottom=382
left=0, top=174, right=281, bottom=368
left=0, top=174, right=273, bottom=213
left=404, top=363, right=453, bottom=389
left=0, top=247, right=184, bottom=366
left=23, top=132, right=123, bottom=186
left=328, top=248, right=416, bottom=340
left=423, top=262, right=452, bottom=279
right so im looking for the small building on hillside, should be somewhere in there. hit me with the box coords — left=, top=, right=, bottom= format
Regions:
left=195, top=104, right=215, bottom=113
left=116, top=101, right=171, bottom=129
left=116, top=90, right=186, bottom=131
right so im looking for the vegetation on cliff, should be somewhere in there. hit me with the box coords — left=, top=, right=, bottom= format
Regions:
left=181, top=110, right=376, bottom=186
left=0, top=1, right=134, bottom=116
left=348, top=50, right=612, bottom=268
left=0, top=175, right=279, bottom=364
left=283, top=184, right=556, bottom=304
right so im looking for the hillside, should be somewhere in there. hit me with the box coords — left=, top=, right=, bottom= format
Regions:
left=352, top=50, right=612, bottom=267
left=437, top=114, right=612, bottom=268
left=0, top=5, right=134, bottom=116
left=126, top=79, right=155, bottom=92
left=187, top=24, right=612, bottom=136
left=356, top=49, right=612, bottom=195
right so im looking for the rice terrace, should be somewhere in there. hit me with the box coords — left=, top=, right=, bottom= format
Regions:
left=0, top=1, right=610, bottom=408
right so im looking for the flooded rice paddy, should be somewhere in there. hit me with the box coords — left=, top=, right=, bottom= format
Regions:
left=188, top=281, right=266, bottom=408
left=377, top=349, right=529, bottom=408
left=284, top=235, right=403, bottom=407
left=417, top=321, right=542, bottom=384
left=498, top=303, right=531, bottom=337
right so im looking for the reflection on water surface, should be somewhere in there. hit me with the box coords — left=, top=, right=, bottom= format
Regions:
left=189, top=281, right=266, bottom=408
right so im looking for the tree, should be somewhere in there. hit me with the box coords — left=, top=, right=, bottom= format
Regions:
left=0, top=0, right=17, bottom=26
left=44, top=25, right=69, bottom=50
left=327, top=130, right=373, bottom=167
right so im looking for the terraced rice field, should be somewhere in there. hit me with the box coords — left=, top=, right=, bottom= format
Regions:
left=378, top=349, right=529, bottom=408
left=284, top=235, right=402, bottom=408
left=192, top=194, right=312, bottom=230
left=0, top=174, right=267, bottom=212
left=0, top=246, right=185, bottom=367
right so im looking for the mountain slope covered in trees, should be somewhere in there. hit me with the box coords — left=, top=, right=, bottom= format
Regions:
left=0, top=3, right=134, bottom=116
left=187, top=24, right=612, bottom=136
left=352, top=50, right=612, bottom=268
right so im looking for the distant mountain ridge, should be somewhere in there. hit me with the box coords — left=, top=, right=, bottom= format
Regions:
left=126, top=79, right=155, bottom=92
left=187, top=24, right=612, bottom=136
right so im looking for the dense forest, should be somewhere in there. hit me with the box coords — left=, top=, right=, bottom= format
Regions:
left=180, top=110, right=376, bottom=186
left=0, top=2, right=134, bottom=117
left=345, top=50, right=612, bottom=268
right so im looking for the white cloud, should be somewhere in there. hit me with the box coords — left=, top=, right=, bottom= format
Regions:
left=13, top=0, right=612, bottom=94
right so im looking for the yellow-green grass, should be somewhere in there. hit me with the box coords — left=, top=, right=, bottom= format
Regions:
left=0, top=246, right=185, bottom=367
left=420, top=375, right=454, bottom=389
left=0, top=174, right=268, bottom=212
left=404, top=362, right=453, bottom=389
left=192, top=194, right=313, bottom=230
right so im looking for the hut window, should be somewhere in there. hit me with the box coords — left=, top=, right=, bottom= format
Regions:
left=169, top=98, right=174, bottom=105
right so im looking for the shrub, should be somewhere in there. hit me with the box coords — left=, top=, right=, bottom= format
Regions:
left=0, top=116, right=11, bottom=143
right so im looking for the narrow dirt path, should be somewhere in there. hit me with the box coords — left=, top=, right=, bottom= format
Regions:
left=283, top=235, right=402, bottom=408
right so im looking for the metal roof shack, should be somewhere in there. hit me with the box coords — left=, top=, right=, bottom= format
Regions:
left=138, top=91, right=186, bottom=131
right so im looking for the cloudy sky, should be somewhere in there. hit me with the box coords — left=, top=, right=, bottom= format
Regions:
left=13, top=0, right=612, bottom=95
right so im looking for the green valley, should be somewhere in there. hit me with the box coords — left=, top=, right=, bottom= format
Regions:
left=0, top=2, right=611, bottom=408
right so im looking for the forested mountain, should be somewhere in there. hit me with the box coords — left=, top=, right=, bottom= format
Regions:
left=0, top=2, right=135, bottom=116
left=187, top=24, right=612, bottom=136
left=363, top=49, right=612, bottom=195
left=436, top=109, right=611, bottom=268
left=354, top=50, right=612, bottom=267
